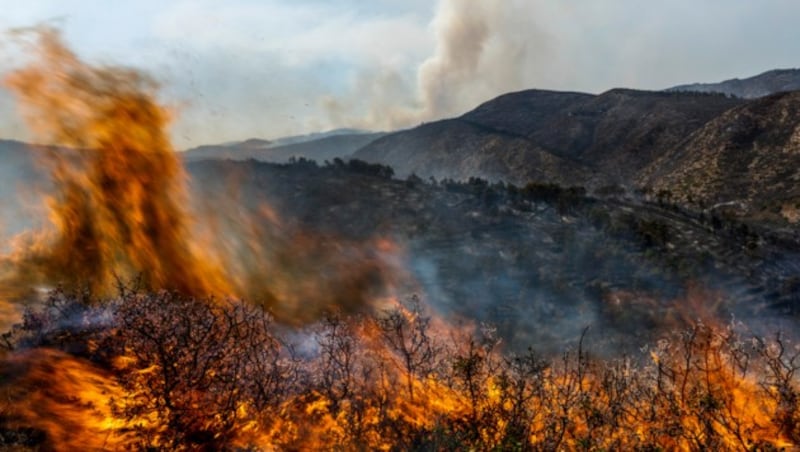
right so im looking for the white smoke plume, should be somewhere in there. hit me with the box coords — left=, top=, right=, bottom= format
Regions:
left=325, top=0, right=550, bottom=131
left=417, top=0, right=490, bottom=119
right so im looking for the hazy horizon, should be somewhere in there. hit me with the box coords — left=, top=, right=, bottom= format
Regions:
left=1, top=0, right=799, bottom=150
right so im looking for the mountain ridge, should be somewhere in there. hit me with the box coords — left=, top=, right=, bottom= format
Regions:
left=667, top=68, right=800, bottom=98
left=5, top=68, right=800, bottom=226
left=182, top=131, right=385, bottom=163
left=354, top=88, right=744, bottom=186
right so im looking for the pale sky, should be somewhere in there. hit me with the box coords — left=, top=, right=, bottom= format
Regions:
left=1, top=0, right=799, bottom=149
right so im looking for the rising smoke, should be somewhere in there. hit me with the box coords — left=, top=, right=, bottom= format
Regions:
left=418, top=0, right=491, bottom=119
left=325, top=0, right=550, bottom=130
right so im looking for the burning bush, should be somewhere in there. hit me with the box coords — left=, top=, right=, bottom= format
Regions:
left=108, top=292, right=294, bottom=449
left=1, top=289, right=798, bottom=450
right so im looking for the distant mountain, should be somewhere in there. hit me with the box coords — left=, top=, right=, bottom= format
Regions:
left=182, top=130, right=384, bottom=163
left=268, top=128, right=373, bottom=148
left=354, top=89, right=742, bottom=186
left=667, top=68, right=800, bottom=99
left=640, top=90, right=800, bottom=222
left=6, top=68, right=800, bottom=228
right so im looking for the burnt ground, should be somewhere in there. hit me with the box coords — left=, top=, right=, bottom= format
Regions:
left=188, top=159, right=800, bottom=355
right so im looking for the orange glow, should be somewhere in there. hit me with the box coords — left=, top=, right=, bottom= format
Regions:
left=0, top=348, right=134, bottom=450
left=3, top=26, right=230, bottom=298
left=1, top=294, right=798, bottom=449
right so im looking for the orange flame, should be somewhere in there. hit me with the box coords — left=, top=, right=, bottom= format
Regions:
left=1, top=293, right=798, bottom=449
left=3, top=26, right=230, bottom=298
left=1, top=28, right=399, bottom=324
left=0, top=348, right=135, bottom=450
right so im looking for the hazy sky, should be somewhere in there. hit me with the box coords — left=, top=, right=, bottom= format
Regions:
left=1, top=0, right=799, bottom=149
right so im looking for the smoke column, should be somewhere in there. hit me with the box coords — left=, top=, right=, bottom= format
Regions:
left=326, top=0, right=543, bottom=130
left=417, top=0, right=491, bottom=119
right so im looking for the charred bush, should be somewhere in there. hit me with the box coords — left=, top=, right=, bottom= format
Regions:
left=521, top=182, right=588, bottom=214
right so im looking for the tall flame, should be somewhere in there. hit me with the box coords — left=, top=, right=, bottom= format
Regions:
left=1, top=28, right=398, bottom=325
left=3, top=27, right=229, bottom=297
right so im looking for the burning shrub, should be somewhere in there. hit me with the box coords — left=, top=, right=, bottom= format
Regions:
left=1, top=290, right=799, bottom=450
left=376, top=295, right=441, bottom=401
left=108, top=292, right=295, bottom=450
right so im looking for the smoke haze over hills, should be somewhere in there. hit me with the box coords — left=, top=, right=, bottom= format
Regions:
left=2, top=1, right=800, bottom=147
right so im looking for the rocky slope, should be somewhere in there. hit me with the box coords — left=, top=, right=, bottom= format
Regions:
left=640, top=91, right=800, bottom=223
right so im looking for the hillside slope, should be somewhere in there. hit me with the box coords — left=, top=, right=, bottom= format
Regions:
left=355, top=89, right=742, bottom=186
left=351, top=117, right=598, bottom=186
left=188, top=159, right=800, bottom=350
left=641, top=91, right=800, bottom=222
